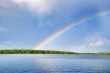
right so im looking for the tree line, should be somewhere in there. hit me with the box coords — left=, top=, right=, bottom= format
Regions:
left=0, top=50, right=77, bottom=54
left=0, top=50, right=110, bottom=55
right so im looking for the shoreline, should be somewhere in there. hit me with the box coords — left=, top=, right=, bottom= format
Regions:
left=0, top=50, right=110, bottom=55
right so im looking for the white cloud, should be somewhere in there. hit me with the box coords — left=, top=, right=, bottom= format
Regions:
left=87, top=37, right=110, bottom=47
left=70, top=36, right=110, bottom=52
left=81, top=44, right=87, bottom=49
left=10, top=0, right=110, bottom=27
left=90, top=40, right=104, bottom=46
left=11, top=0, right=58, bottom=14
left=10, top=0, right=110, bottom=14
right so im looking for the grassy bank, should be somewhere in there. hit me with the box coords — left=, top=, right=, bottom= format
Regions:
left=0, top=50, right=110, bottom=55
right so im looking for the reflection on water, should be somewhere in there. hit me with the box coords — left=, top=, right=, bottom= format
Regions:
left=0, top=54, right=110, bottom=73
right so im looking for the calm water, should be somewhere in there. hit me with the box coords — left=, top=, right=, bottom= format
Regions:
left=0, top=55, right=110, bottom=73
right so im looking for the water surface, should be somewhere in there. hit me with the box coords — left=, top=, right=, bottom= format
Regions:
left=0, top=54, right=110, bottom=73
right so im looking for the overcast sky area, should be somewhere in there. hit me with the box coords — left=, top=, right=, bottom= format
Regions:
left=0, top=0, right=110, bottom=52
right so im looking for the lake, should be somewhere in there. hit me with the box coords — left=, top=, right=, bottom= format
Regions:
left=0, top=54, right=110, bottom=73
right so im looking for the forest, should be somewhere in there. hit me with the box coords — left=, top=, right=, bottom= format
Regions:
left=0, top=50, right=110, bottom=55
left=0, top=49, right=77, bottom=54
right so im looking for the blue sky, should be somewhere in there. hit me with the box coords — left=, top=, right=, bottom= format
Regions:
left=0, top=0, right=110, bottom=52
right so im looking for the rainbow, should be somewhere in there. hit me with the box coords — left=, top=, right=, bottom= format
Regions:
left=34, top=10, right=110, bottom=50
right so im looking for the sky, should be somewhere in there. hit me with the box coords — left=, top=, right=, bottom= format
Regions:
left=0, top=0, right=110, bottom=52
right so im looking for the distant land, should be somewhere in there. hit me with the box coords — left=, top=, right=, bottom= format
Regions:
left=0, top=50, right=110, bottom=55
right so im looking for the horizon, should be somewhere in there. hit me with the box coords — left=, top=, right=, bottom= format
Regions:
left=0, top=0, right=110, bottom=52
left=0, top=49, right=110, bottom=53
